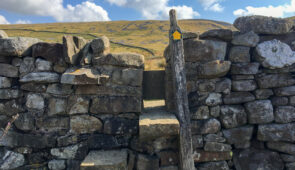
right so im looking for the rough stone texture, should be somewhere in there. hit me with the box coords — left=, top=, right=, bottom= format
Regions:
left=232, top=80, right=257, bottom=91
left=232, top=31, right=259, bottom=47
left=70, top=115, right=103, bottom=134
left=48, top=98, right=67, bottom=116
left=136, top=154, right=159, bottom=170
left=210, top=106, right=220, bottom=118
left=110, top=68, right=143, bottom=87
left=191, top=106, right=209, bottom=120
left=267, top=142, right=295, bottom=155
left=245, top=100, right=274, bottom=124
left=257, top=123, right=295, bottom=142
left=198, top=60, right=231, bottom=78
left=48, top=160, right=66, bottom=170
left=0, top=150, right=25, bottom=169
left=231, top=62, right=260, bottom=75
left=93, top=53, right=144, bottom=68
left=223, top=92, right=255, bottom=104
left=281, top=154, right=295, bottom=162
left=194, top=150, right=232, bottom=163
left=26, top=93, right=44, bottom=110
left=0, top=63, right=19, bottom=77
left=0, top=89, right=21, bottom=99
left=199, top=29, right=232, bottom=41
left=256, top=73, right=295, bottom=89
left=286, top=163, right=295, bottom=170
left=61, top=68, right=109, bottom=85
left=20, top=72, right=59, bottom=83
left=234, top=15, right=294, bottom=35
left=46, top=84, right=73, bottom=96
left=51, top=143, right=87, bottom=160
left=255, top=39, right=295, bottom=69
left=191, top=119, right=221, bottom=135
left=67, top=96, right=89, bottom=115
left=220, top=105, right=247, bottom=129
left=90, top=96, right=141, bottom=114
left=0, top=30, right=8, bottom=38
left=0, top=77, right=11, bottom=88
left=63, top=35, right=87, bottom=65
left=87, top=134, right=129, bottom=149
left=223, top=126, right=254, bottom=149
left=0, top=99, right=25, bottom=116
left=32, top=42, right=65, bottom=65
left=35, top=58, right=52, bottom=71
left=0, top=37, right=41, bottom=56
left=192, top=135, right=204, bottom=149
left=204, top=142, right=232, bottom=152
left=232, top=75, right=254, bottom=80
left=197, top=161, right=229, bottom=170
left=205, top=93, right=222, bottom=106
left=183, top=39, right=227, bottom=62
left=233, top=148, right=284, bottom=170
left=204, top=134, right=226, bottom=143
left=274, top=86, right=295, bottom=96
left=104, top=117, right=138, bottom=135
left=19, top=57, right=35, bottom=76
left=80, top=150, right=127, bottom=170
left=274, top=106, right=295, bottom=123
left=14, top=113, right=34, bottom=131
left=139, top=113, right=179, bottom=140
left=254, top=89, right=274, bottom=99
left=229, top=46, right=251, bottom=63
left=215, top=78, right=231, bottom=94
left=271, top=96, right=288, bottom=106
left=90, top=36, right=110, bottom=57
left=157, top=150, right=178, bottom=166
left=36, top=117, right=69, bottom=133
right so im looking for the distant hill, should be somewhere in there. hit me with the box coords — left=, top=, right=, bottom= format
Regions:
left=0, top=19, right=234, bottom=70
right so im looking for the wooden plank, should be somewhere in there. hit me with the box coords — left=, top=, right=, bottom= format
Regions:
left=169, top=9, right=195, bottom=170
left=143, top=71, right=165, bottom=100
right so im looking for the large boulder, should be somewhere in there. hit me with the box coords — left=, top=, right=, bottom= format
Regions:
left=0, top=150, right=25, bottom=169
left=32, top=42, right=65, bottom=65
left=255, top=39, right=295, bottom=69
left=183, top=39, right=227, bottom=62
left=257, top=123, right=295, bottom=142
left=234, top=15, right=294, bottom=35
left=223, top=126, right=254, bottom=149
left=63, top=35, right=87, bottom=65
left=245, top=100, right=274, bottom=124
left=93, top=53, right=144, bottom=68
left=199, top=29, right=233, bottom=41
left=70, top=115, right=102, bottom=134
left=61, top=68, right=109, bottom=85
left=19, top=72, right=60, bottom=83
left=0, top=37, right=41, bottom=56
left=0, top=30, right=8, bottom=38
left=197, top=60, right=231, bottom=78
left=233, top=148, right=284, bottom=170
left=0, top=64, right=18, bottom=77
left=232, top=31, right=259, bottom=47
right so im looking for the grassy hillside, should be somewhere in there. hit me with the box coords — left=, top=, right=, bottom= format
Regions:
left=0, top=20, right=233, bottom=70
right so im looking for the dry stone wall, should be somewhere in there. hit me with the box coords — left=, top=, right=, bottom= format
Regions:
left=165, top=15, right=295, bottom=170
left=0, top=32, right=181, bottom=170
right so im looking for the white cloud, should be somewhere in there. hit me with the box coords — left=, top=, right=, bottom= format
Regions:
left=0, top=0, right=110, bottom=22
left=198, top=0, right=224, bottom=12
left=0, top=15, right=10, bottom=24
left=233, top=0, right=295, bottom=17
left=106, top=0, right=200, bottom=19
left=15, top=20, right=32, bottom=24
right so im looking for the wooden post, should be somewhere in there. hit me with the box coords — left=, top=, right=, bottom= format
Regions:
left=169, top=9, right=195, bottom=170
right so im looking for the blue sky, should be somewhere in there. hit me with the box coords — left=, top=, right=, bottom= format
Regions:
left=0, top=0, right=294, bottom=24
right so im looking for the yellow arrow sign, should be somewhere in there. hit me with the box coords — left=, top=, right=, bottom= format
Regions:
left=172, top=30, right=182, bottom=40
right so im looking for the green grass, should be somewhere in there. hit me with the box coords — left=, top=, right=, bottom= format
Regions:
left=0, top=19, right=233, bottom=70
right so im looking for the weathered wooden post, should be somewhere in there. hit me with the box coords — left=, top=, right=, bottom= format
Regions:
left=169, top=9, right=195, bottom=170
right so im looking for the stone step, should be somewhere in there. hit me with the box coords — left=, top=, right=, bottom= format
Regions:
left=139, top=111, right=180, bottom=140
left=80, top=150, right=128, bottom=170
